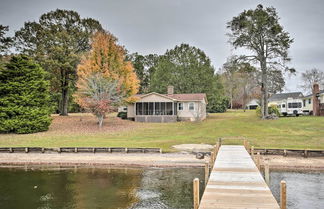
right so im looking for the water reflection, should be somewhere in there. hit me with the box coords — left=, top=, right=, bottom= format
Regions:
left=0, top=166, right=204, bottom=209
left=269, top=171, right=324, bottom=209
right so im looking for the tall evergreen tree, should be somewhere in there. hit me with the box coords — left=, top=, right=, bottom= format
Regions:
left=0, top=25, right=12, bottom=56
left=150, top=43, right=227, bottom=112
left=127, top=53, right=159, bottom=93
left=0, top=55, right=52, bottom=134
left=15, top=9, right=103, bottom=115
left=227, top=4, right=294, bottom=118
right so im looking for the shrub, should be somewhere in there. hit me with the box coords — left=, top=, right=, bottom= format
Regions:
left=117, top=112, right=127, bottom=119
left=207, top=96, right=229, bottom=113
left=0, top=55, right=52, bottom=134
left=256, top=105, right=280, bottom=118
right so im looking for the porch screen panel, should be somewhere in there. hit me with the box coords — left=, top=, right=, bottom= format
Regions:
left=148, top=102, right=154, bottom=115
left=161, top=103, right=166, bottom=115
left=136, top=103, right=143, bottom=115
left=166, top=102, right=173, bottom=115
left=143, top=103, right=149, bottom=115
left=154, top=102, right=161, bottom=115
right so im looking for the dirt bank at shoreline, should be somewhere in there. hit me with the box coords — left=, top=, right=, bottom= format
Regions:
left=262, top=155, right=324, bottom=171
left=0, top=153, right=323, bottom=171
left=0, top=153, right=207, bottom=168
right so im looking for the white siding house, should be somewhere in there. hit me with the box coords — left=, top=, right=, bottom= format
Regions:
left=125, top=86, right=207, bottom=122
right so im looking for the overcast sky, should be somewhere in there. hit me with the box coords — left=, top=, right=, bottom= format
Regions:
left=1, top=0, right=324, bottom=93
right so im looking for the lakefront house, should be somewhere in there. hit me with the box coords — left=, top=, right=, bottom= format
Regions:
left=123, top=86, right=207, bottom=122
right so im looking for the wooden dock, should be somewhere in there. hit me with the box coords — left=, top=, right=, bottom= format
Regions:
left=199, top=145, right=280, bottom=209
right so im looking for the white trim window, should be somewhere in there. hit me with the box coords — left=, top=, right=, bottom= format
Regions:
left=178, top=102, right=183, bottom=111
left=189, top=102, right=195, bottom=110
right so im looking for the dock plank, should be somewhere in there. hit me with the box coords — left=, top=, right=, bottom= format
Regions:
left=199, top=145, right=279, bottom=209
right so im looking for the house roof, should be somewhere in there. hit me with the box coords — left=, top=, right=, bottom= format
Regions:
left=136, top=92, right=207, bottom=103
left=269, top=92, right=304, bottom=101
left=167, top=93, right=207, bottom=101
left=304, top=90, right=324, bottom=98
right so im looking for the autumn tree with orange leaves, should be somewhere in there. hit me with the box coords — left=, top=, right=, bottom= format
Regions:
left=75, top=31, right=139, bottom=127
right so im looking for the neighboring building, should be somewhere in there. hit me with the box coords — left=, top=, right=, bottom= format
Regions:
left=246, top=99, right=259, bottom=110
left=124, top=86, right=207, bottom=122
left=268, top=92, right=304, bottom=116
left=268, top=92, right=304, bottom=104
left=302, top=90, right=324, bottom=115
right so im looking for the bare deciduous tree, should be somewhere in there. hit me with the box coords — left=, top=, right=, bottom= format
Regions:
left=300, top=68, right=324, bottom=94
left=76, top=73, right=122, bottom=128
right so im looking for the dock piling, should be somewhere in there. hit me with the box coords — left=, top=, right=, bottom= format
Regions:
left=193, top=178, right=200, bottom=209
left=251, top=146, right=255, bottom=158
left=243, top=139, right=247, bottom=150
left=205, top=162, right=209, bottom=185
left=264, top=161, right=270, bottom=185
left=280, top=180, right=287, bottom=209
left=256, top=152, right=261, bottom=170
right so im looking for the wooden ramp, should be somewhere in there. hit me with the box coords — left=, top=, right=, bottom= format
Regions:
left=199, top=145, right=280, bottom=209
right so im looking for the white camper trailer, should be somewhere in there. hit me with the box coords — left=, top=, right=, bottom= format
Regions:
left=278, top=98, right=303, bottom=116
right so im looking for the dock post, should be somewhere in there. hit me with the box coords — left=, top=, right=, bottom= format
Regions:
left=264, top=161, right=270, bottom=185
left=218, top=138, right=222, bottom=145
left=256, top=152, right=261, bottom=170
left=210, top=151, right=215, bottom=165
left=205, top=162, right=209, bottom=185
left=215, top=143, right=219, bottom=154
left=243, top=139, right=247, bottom=150
left=193, top=178, right=200, bottom=209
left=251, top=146, right=254, bottom=158
left=304, top=149, right=308, bottom=158
left=280, top=180, right=287, bottom=209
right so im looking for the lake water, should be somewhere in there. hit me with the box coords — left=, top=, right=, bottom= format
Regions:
left=0, top=167, right=323, bottom=209
left=0, top=166, right=205, bottom=209
left=269, top=171, right=324, bottom=209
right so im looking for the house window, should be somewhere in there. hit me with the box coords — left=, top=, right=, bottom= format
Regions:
left=308, top=99, right=311, bottom=104
left=282, top=104, right=286, bottom=108
left=178, top=103, right=183, bottom=110
left=303, top=100, right=306, bottom=107
left=135, top=102, right=174, bottom=116
left=189, top=102, right=195, bottom=110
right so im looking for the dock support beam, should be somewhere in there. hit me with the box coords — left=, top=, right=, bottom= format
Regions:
left=264, top=161, right=270, bottom=185
left=205, top=163, right=209, bottom=185
left=280, top=180, right=287, bottom=209
left=193, top=178, right=200, bottom=209
left=256, top=152, right=261, bottom=170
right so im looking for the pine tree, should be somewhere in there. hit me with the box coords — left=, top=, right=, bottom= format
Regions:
left=0, top=55, right=52, bottom=133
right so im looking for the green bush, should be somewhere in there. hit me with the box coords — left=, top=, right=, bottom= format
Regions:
left=256, top=105, right=280, bottom=118
left=117, top=112, right=127, bottom=119
left=207, top=96, right=229, bottom=113
left=0, top=55, right=52, bottom=134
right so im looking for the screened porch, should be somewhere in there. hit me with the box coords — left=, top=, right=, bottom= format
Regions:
left=135, top=102, right=177, bottom=116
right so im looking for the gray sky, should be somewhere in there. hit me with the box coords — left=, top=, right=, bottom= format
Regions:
left=1, top=0, right=324, bottom=93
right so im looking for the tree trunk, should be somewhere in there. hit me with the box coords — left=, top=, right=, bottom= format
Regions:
left=59, top=69, right=69, bottom=116
left=260, top=58, right=268, bottom=119
left=98, top=115, right=104, bottom=128
left=230, top=88, right=233, bottom=109
left=60, top=88, right=69, bottom=116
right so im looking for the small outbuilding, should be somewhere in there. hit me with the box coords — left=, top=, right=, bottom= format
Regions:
left=125, top=86, right=207, bottom=122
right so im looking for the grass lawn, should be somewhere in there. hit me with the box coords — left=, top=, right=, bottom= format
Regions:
left=0, top=110, right=323, bottom=152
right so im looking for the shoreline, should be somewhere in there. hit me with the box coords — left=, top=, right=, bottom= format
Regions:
left=0, top=153, right=323, bottom=171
